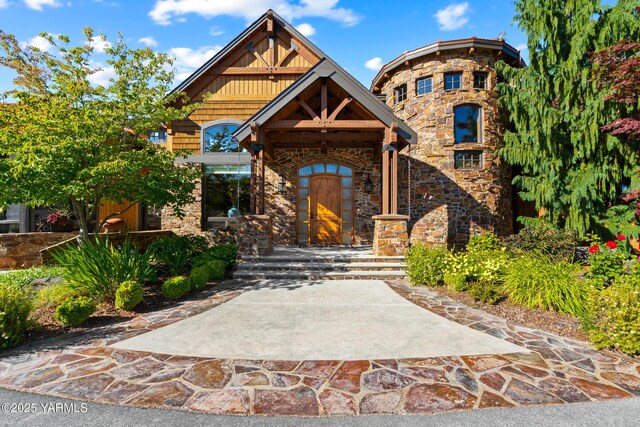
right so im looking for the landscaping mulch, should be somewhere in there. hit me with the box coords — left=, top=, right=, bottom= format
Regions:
left=431, top=286, right=590, bottom=343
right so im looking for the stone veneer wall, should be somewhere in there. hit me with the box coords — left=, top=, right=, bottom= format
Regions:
left=161, top=176, right=203, bottom=235
left=379, top=49, right=513, bottom=246
left=0, top=232, right=77, bottom=269
left=265, top=147, right=380, bottom=246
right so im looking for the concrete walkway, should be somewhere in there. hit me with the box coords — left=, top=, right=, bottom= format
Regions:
left=112, top=280, right=524, bottom=360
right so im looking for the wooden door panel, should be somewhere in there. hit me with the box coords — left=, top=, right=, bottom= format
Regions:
left=310, top=175, right=341, bottom=244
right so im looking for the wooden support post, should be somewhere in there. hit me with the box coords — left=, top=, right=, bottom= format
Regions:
left=257, top=149, right=265, bottom=215
left=382, top=150, right=390, bottom=215
left=391, top=149, right=398, bottom=214
left=250, top=152, right=257, bottom=214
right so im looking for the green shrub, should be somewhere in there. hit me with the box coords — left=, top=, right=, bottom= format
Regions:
left=444, top=272, right=467, bottom=291
left=0, top=266, right=66, bottom=288
left=0, top=283, right=33, bottom=349
left=467, top=233, right=503, bottom=252
left=54, top=296, right=96, bottom=327
left=406, top=243, right=448, bottom=286
left=443, top=236, right=510, bottom=285
left=37, top=284, right=85, bottom=308
left=585, top=275, right=640, bottom=355
left=586, top=239, right=628, bottom=288
left=206, top=260, right=226, bottom=281
left=52, top=237, right=155, bottom=303
left=148, top=234, right=209, bottom=276
left=189, top=266, right=209, bottom=291
left=162, top=276, right=190, bottom=301
left=115, top=281, right=144, bottom=310
left=504, top=223, right=579, bottom=262
left=469, top=280, right=504, bottom=305
left=501, top=254, right=587, bottom=315
left=192, top=243, right=237, bottom=269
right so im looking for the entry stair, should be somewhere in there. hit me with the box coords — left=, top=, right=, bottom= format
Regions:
left=233, top=246, right=406, bottom=281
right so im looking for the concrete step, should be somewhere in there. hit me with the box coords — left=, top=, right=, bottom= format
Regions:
left=232, top=269, right=406, bottom=280
left=236, top=262, right=406, bottom=271
left=239, top=256, right=404, bottom=263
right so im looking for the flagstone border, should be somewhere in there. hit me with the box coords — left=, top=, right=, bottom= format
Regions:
left=0, top=280, right=638, bottom=416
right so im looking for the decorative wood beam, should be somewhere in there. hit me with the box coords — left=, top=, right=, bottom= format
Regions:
left=266, top=131, right=382, bottom=142
left=328, top=97, right=352, bottom=121
left=264, top=141, right=275, bottom=160
left=264, top=120, right=386, bottom=130
left=320, top=79, right=328, bottom=121
left=212, top=66, right=308, bottom=75
left=296, top=97, right=320, bottom=121
left=266, top=10, right=275, bottom=37
left=275, top=40, right=300, bottom=67
left=250, top=121, right=260, bottom=144
left=272, top=141, right=374, bottom=149
left=277, top=31, right=319, bottom=65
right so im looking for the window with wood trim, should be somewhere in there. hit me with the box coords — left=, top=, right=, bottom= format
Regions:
left=454, top=151, right=483, bottom=169
left=202, top=123, right=241, bottom=153
left=454, top=104, right=481, bottom=143
left=416, top=76, right=433, bottom=95
left=444, top=72, right=463, bottom=90
left=473, top=72, right=488, bottom=89
left=394, top=84, right=407, bottom=103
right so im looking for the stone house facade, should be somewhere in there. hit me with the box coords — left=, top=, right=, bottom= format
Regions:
left=159, top=11, right=524, bottom=255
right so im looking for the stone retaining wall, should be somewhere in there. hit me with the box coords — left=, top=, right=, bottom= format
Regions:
left=238, top=215, right=273, bottom=256
left=0, top=232, right=77, bottom=269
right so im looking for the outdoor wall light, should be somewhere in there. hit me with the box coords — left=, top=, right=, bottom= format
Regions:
left=364, top=174, right=373, bottom=194
left=278, top=176, right=287, bottom=193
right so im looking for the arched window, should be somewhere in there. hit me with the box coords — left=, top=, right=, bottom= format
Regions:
left=201, top=119, right=243, bottom=153
left=454, top=104, right=481, bottom=143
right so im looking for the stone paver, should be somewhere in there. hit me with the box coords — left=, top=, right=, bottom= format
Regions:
left=0, top=279, right=638, bottom=416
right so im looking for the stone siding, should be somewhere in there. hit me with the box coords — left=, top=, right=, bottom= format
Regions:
left=265, top=147, right=380, bottom=246
left=161, top=176, right=203, bottom=235
left=237, top=215, right=273, bottom=255
left=0, top=232, right=77, bottom=269
left=372, top=215, right=409, bottom=256
left=379, top=49, right=513, bottom=246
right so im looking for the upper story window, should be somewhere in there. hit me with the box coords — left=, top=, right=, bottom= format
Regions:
left=444, top=72, right=463, bottom=90
left=416, top=77, right=433, bottom=96
left=454, top=104, right=481, bottom=143
left=454, top=151, right=483, bottom=169
left=473, top=72, right=488, bottom=89
left=149, top=130, right=167, bottom=143
left=394, top=84, right=407, bottom=104
left=201, top=120, right=243, bottom=153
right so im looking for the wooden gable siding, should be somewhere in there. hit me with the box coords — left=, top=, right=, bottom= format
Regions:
left=168, top=24, right=319, bottom=154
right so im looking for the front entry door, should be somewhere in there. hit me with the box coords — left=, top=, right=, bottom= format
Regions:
left=310, top=175, right=342, bottom=244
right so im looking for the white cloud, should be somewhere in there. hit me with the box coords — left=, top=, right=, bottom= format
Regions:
left=167, top=45, right=222, bottom=82
left=138, top=36, right=158, bottom=47
left=515, top=43, right=527, bottom=52
left=86, top=36, right=112, bottom=53
left=0, top=0, right=9, bottom=9
left=20, top=35, right=56, bottom=52
left=87, top=65, right=116, bottom=86
left=23, top=0, right=61, bottom=10
left=434, top=3, right=469, bottom=31
left=295, top=22, right=315, bottom=37
left=149, top=0, right=360, bottom=27
left=209, top=26, right=224, bottom=36
left=365, top=57, right=383, bottom=71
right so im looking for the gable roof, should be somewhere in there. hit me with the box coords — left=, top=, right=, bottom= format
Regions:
left=170, top=9, right=326, bottom=95
left=233, top=59, right=417, bottom=145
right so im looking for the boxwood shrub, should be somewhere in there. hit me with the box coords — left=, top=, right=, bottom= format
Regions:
left=189, top=266, right=209, bottom=291
left=54, top=296, right=96, bottom=327
left=162, top=276, right=190, bottom=301
left=0, top=284, right=33, bottom=349
left=115, top=280, right=144, bottom=310
left=206, top=260, right=226, bottom=281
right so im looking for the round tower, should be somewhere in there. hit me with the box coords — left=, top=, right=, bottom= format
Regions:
left=372, top=38, right=523, bottom=246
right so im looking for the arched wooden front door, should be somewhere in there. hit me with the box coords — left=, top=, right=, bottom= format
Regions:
left=297, top=163, right=354, bottom=245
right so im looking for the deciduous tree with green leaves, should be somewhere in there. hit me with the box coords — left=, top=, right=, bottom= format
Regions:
left=0, top=29, right=200, bottom=239
left=496, top=0, right=640, bottom=235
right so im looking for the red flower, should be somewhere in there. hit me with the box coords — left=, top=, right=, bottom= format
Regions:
left=605, top=241, right=618, bottom=249
left=617, top=234, right=626, bottom=241
left=589, top=245, right=599, bottom=254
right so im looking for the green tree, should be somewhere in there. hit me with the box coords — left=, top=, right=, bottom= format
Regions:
left=496, top=1, right=640, bottom=235
left=0, top=29, right=200, bottom=239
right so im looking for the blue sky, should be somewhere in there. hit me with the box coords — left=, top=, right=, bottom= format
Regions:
left=0, top=0, right=528, bottom=92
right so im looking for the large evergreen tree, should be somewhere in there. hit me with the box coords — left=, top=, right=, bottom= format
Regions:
left=496, top=0, right=640, bottom=235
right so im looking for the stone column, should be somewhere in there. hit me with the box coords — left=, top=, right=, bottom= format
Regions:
left=372, top=214, right=410, bottom=256
left=237, top=215, right=273, bottom=256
